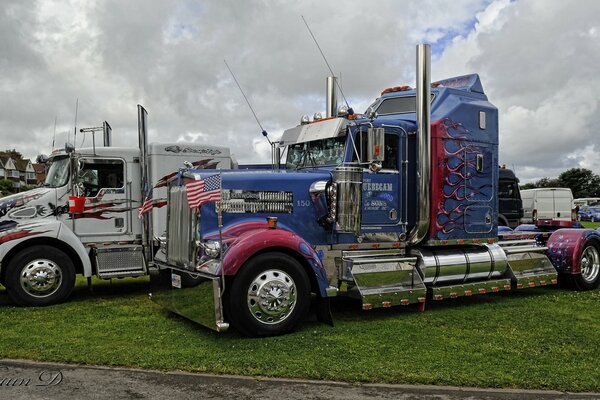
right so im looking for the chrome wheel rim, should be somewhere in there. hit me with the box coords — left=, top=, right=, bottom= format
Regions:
left=19, top=259, right=63, bottom=298
left=580, top=245, right=600, bottom=284
left=247, top=269, right=297, bottom=325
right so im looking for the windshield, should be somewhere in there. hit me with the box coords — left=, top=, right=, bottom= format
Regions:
left=44, top=156, right=70, bottom=188
left=286, top=136, right=346, bottom=168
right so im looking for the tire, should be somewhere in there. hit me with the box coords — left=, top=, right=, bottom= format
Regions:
left=227, top=252, right=310, bottom=337
left=572, top=239, right=600, bottom=290
left=5, top=245, right=76, bottom=306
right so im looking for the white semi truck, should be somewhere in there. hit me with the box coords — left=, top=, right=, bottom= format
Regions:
left=0, top=106, right=232, bottom=306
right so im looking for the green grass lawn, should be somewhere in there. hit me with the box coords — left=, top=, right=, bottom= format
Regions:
left=581, top=221, right=600, bottom=229
left=1, top=277, right=599, bottom=392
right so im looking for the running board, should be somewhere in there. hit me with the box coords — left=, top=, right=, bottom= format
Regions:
left=504, top=247, right=558, bottom=288
left=498, top=240, right=559, bottom=287
left=343, top=255, right=427, bottom=310
left=430, top=278, right=512, bottom=300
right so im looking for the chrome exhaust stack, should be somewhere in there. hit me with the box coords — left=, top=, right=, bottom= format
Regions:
left=408, top=44, right=432, bottom=245
left=326, top=76, right=338, bottom=118
left=102, top=121, right=112, bottom=147
left=137, top=105, right=153, bottom=260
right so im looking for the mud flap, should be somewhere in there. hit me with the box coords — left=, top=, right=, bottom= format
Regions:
left=315, top=296, right=334, bottom=326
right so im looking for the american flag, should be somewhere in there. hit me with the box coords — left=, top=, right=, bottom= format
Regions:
left=138, top=185, right=153, bottom=218
left=186, top=174, right=221, bottom=209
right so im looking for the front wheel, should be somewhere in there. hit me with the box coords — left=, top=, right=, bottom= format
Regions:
left=572, top=240, right=600, bottom=290
left=5, top=245, right=76, bottom=306
left=227, top=252, right=310, bottom=337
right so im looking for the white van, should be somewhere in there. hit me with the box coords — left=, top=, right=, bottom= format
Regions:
left=520, top=188, right=574, bottom=224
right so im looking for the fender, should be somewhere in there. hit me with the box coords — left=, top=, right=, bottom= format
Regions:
left=546, top=228, right=600, bottom=274
left=56, top=222, right=93, bottom=276
left=0, top=219, right=92, bottom=277
left=221, top=225, right=329, bottom=297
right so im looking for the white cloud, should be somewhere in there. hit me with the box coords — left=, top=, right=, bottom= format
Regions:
left=435, top=0, right=600, bottom=182
left=1, top=0, right=598, bottom=182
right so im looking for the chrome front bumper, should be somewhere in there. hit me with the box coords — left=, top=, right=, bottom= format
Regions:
left=149, top=264, right=229, bottom=332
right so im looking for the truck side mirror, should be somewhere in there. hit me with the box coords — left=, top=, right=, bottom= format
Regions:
left=65, top=142, right=75, bottom=154
left=367, top=127, right=385, bottom=163
left=36, top=154, right=49, bottom=164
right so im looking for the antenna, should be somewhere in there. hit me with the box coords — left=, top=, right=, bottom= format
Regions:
left=223, top=59, right=272, bottom=145
left=301, top=15, right=352, bottom=113
left=71, top=98, right=79, bottom=147
left=52, top=116, right=57, bottom=151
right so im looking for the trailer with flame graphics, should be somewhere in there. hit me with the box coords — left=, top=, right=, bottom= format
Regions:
left=150, top=44, right=600, bottom=337
left=0, top=110, right=233, bottom=306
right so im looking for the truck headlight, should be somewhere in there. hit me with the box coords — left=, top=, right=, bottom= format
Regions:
left=201, top=241, right=221, bottom=259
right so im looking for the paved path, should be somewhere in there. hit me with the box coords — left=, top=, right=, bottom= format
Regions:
left=1, top=359, right=598, bottom=400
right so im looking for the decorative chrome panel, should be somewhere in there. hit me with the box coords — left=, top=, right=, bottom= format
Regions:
left=149, top=266, right=228, bottom=332
left=221, top=190, right=293, bottom=214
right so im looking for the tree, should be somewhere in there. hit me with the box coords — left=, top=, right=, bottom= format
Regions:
left=520, top=177, right=560, bottom=190
left=520, top=182, right=536, bottom=190
left=0, top=179, right=13, bottom=196
left=519, top=168, right=600, bottom=198
left=557, top=168, right=600, bottom=198
left=0, top=149, right=23, bottom=160
left=536, top=177, right=561, bottom=188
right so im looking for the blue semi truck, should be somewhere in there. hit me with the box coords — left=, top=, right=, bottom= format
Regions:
left=150, top=44, right=600, bottom=336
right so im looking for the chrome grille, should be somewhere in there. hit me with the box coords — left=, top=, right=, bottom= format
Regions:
left=167, top=184, right=198, bottom=268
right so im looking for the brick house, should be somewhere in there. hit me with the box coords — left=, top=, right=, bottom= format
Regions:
left=33, top=163, right=47, bottom=184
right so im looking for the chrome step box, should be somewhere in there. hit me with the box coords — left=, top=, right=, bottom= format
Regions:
left=95, top=245, right=147, bottom=279
left=342, top=253, right=426, bottom=310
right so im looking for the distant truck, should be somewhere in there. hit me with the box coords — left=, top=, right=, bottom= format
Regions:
left=520, top=187, right=575, bottom=227
left=0, top=107, right=233, bottom=306
left=498, top=167, right=522, bottom=228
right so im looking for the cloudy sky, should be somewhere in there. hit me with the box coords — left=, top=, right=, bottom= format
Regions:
left=1, top=0, right=599, bottom=183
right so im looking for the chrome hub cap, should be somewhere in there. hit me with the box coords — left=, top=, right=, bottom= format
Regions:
left=580, top=245, right=600, bottom=284
left=20, top=259, right=63, bottom=298
left=247, top=269, right=296, bottom=325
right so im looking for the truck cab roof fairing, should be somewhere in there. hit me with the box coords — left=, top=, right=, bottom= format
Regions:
left=280, top=118, right=350, bottom=147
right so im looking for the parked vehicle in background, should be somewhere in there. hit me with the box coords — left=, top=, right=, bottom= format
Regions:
left=520, top=188, right=575, bottom=227
left=0, top=109, right=233, bottom=306
left=498, top=166, right=523, bottom=228
left=574, top=198, right=600, bottom=208
left=578, top=206, right=600, bottom=222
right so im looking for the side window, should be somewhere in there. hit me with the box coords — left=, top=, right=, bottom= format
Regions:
left=382, top=134, right=399, bottom=170
left=78, top=159, right=124, bottom=197
left=499, top=181, right=519, bottom=199
left=352, top=132, right=399, bottom=170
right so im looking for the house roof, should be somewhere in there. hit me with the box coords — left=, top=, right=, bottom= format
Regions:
left=14, top=159, right=32, bottom=171
left=32, top=163, right=46, bottom=174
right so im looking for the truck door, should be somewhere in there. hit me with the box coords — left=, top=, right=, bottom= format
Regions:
left=72, top=157, right=132, bottom=241
left=360, top=133, right=401, bottom=228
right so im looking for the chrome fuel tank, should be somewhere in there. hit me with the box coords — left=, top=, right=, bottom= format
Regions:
left=411, top=244, right=508, bottom=285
